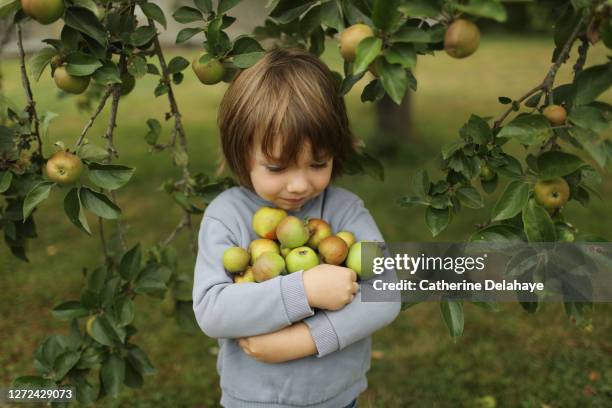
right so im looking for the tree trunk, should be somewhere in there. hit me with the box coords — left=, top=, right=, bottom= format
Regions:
left=374, top=90, right=412, bottom=158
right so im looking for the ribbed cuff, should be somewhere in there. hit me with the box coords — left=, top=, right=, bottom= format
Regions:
left=280, top=271, right=314, bottom=323
left=303, top=312, right=340, bottom=357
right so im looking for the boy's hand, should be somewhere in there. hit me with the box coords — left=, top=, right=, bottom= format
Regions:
left=238, top=323, right=317, bottom=363
left=302, top=264, right=359, bottom=311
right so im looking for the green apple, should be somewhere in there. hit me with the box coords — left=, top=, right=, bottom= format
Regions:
left=248, top=238, right=280, bottom=263
left=234, top=267, right=255, bottom=283
left=46, top=151, right=84, bottom=185
left=318, top=236, right=348, bottom=265
left=280, top=247, right=291, bottom=258
left=276, top=216, right=309, bottom=249
left=53, top=66, right=90, bottom=94
left=222, top=247, right=250, bottom=273
left=286, top=246, right=319, bottom=273
left=306, top=218, right=332, bottom=249
left=252, top=207, right=287, bottom=239
left=336, top=231, right=356, bottom=248
left=85, top=315, right=96, bottom=337
left=21, top=0, right=65, bottom=25
left=534, top=178, right=570, bottom=214
left=252, top=252, right=285, bottom=282
left=192, top=53, right=225, bottom=85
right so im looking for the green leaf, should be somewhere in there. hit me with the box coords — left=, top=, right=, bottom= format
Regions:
left=127, top=55, right=148, bottom=78
left=120, top=244, right=142, bottom=281
left=194, top=0, right=213, bottom=13
left=491, top=180, right=529, bottom=221
left=53, top=350, right=81, bottom=380
left=114, top=297, right=134, bottom=327
left=496, top=114, right=552, bottom=145
left=131, top=25, right=157, bottom=47
left=372, top=0, right=401, bottom=32
left=64, top=187, right=91, bottom=235
left=536, top=151, right=584, bottom=179
left=79, top=187, right=121, bottom=219
left=378, top=60, right=408, bottom=105
left=568, top=106, right=609, bottom=133
left=52, top=301, right=89, bottom=320
left=383, top=43, right=416, bottom=69
left=522, top=199, right=556, bottom=242
left=232, top=36, right=265, bottom=54
left=127, top=345, right=157, bottom=376
left=29, top=48, right=57, bottom=82
left=145, top=119, right=161, bottom=145
left=93, top=60, right=121, bottom=85
left=398, top=0, right=439, bottom=17
left=23, top=181, right=54, bottom=221
left=0, top=171, right=13, bottom=193
left=66, top=52, right=103, bottom=76
left=455, top=0, right=507, bottom=22
left=101, top=354, right=125, bottom=398
left=172, top=6, right=203, bottom=23
left=89, top=316, right=117, bottom=346
left=455, top=186, right=483, bottom=209
left=440, top=301, right=464, bottom=339
left=426, top=207, right=450, bottom=237
left=218, top=0, right=242, bottom=14
left=412, top=169, right=429, bottom=197
left=392, top=26, right=445, bottom=43
left=0, top=0, right=20, bottom=18
left=573, top=63, right=612, bottom=106
left=469, top=224, right=524, bottom=243
left=64, top=6, right=107, bottom=47
left=140, top=2, right=167, bottom=29
left=176, top=27, right=203, bottom=44
left=570, top=127, right=607, bottom=168
left=233, top=52, right=266, bottom=68
left=269, top=0, right=315, bottom=23
left=354, top=37, right=382, bottom=74
left=320, top=0, right=343, bottom=30
left=87, top=163, right=135, bottom=190
left=460, top=114, right=492, bottom=144
left=167, top=56, right=190, bottom=74
left=77, top=143, right=109, bottom=162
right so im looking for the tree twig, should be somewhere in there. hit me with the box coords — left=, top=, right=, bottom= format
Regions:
left=16, top=24, right=42, bottom=159
left=75, top=86, right=113, bottom=148
left=149, top=18, right=197, bottom=256
left=493, top=13, right=589, bottom=129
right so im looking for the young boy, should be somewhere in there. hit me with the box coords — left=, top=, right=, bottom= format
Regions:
left=193, top=48, right=400, bottom=408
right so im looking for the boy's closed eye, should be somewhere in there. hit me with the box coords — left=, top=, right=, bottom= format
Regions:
left=264, top=161, right=330, bottom=173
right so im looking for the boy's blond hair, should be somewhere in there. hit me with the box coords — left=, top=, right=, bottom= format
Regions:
left=217, top=47, right=356, bottom=189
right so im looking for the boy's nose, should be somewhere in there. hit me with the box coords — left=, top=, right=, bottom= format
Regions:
left=286, top=173, right=309, bottom=194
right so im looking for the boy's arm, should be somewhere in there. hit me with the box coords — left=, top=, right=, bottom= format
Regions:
left=192, top=215, right=315, bottom=339
left=303, top=198, right=402, bottom=357
left=238, top=323, right=317, bottom=363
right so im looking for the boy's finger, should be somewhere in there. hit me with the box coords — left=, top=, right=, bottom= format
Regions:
left=352, top=282, right=359, bottom=294
left=349, top=269, right=357, bottom=282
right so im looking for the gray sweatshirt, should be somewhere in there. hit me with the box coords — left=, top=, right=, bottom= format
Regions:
left=192, top=185, right=401, bottom=408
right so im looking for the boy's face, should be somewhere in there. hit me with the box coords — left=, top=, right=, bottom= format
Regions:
left=249, top=140, right=333, bottom=211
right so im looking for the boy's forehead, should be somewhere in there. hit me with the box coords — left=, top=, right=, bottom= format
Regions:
left=253, top=137, right=327, bottom=163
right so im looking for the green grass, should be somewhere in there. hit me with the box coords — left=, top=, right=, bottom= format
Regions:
left=1, top=35, right=612, bottom=407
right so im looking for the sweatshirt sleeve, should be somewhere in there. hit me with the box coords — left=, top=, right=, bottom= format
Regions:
left=193, top=215, right=314, bottom=339
left=303, top=199, right=402, bottom=357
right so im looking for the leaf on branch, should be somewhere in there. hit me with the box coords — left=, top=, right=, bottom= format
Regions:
left=172, top=6, right=204, bottom=23
left=130, top=26, right=157, bottom=47
left=23, top=181, right=54, bottom=221
left=568, top=106, right=609, bottom=133
left=378, top=60, right=408, bottom=104
left=140, top=2, right=167, bottom=29
left=455, top=0, right=507, bottom=22
left=455, top=186, right=484, bottom=209
left=92, top=60, right=121, bottom=85
left=440, top=300, right=464, bottom=339
left=491, top=180, right=529, bottom=221
left=52, top=301, right=89, bottom=320
left=496, top=114, right=552, bottom=145
left=392, top=26, right=445, bottom=43
left=66, top=52, right=103, bottom=76
left=269, top=0, right=315, bottom=24
left=573, top=63, right=612, bottom=106
left=87, top=163, right=135, bottom=190
left=167, top=56, right=190, bottom=74
left=537, top=151, right=584, bottom=179
left=233, top=52, right=266, bottom=68
left=28, top=48, right=58, bottom=82
left=64, top=187, right=91, bottom=235
left=176, top=27, right=203, bottom=44
left=425, top=207, right=450, bottom=237
left=372, top=0, right=401, bottom=33
left=383, top=43, right=416, bottom=70
left=522, top=199, right=556, bottom=242
left=64, top=6, right=107, bottom=47
left=353, top=37, right=382, bottom=74
left=79, top=187, right=122, bottom=219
